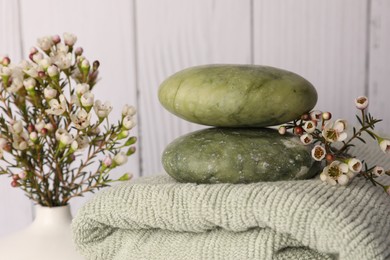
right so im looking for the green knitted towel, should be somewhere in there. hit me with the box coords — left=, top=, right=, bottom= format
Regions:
left=72, top=142, right=390, bottom=260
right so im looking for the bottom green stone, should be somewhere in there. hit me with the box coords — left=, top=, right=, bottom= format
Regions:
left=162, top=128, right=320, bottom=184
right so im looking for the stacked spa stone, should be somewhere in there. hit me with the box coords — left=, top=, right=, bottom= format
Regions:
left=158, top=65, right=319, bottom=184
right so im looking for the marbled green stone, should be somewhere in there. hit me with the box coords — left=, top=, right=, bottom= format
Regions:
left=158, top=64, right=317, bottom=127
left=162, top=128, right=320, bottom=184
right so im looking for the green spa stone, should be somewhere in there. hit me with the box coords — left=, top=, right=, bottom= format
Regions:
left=162, top=128, right=320, bottom=184
left=158, top=64, right=317, bottom=127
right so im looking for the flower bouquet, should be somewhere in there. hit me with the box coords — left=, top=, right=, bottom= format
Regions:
left=0, top=33, right=137, bottom=207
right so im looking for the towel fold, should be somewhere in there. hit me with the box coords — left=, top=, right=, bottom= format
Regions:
left=72, top=141, right=390, bottom=260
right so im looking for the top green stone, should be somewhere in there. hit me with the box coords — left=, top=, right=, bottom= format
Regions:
left=158, top=65, right=317, bottom=127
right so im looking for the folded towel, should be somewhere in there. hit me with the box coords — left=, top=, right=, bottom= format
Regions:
left=72, top=141, right=390, bottom=260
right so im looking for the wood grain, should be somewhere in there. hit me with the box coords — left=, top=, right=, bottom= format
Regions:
left=253, top=0, right=368, bottom=124
left=0, top=0, right=33, bottom=237
left=369, top=0, right=390, bottom=134
left=136, top=0, right=252, bottom=175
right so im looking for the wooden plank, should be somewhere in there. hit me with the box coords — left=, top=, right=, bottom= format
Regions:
left=136, top=0, right=252, bottom=175
left=369, top=0, right=390, bottom=134
left=0, top=0, right=33, bottom=237
left=18, top=0, right=138, bottom=217
left=253, top=0, right=368, bottom=124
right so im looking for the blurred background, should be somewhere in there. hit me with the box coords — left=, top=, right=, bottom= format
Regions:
left=0, top=0, right=389, bottom=237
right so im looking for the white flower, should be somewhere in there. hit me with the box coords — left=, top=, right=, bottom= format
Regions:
left=23, top=77, right=36, bottom=91
left=123, top=115, right=136, bottom=130
left=75, top=135, right=89, bottom=150
left=44, top=123, right=54, bottom=132
left=32, top=52, right=44, bottom=63
left=355, top=96, right=369, bottom=110
left=347, top=158, right=362, bottom=173
left=379, top=139, right=390, bottom=154
left=310, top=110, right=322, bottom=121
left=59, top=132, right=74, bottom=148
left=37, top=57, right=52, bottom=70
left=12, top=120, right=24, bottom=134
left=337, top=174, right=350, bottom=186
left=71, top=109, right=91, bottom=130
left=12, top=132, right=30, bottom=151
left=7, top=76, right=24, bottom=93
left=70, top=140, right=79, bottom=151
left=373, top=166, right=385, bottom=177
left=44, top=86, right=57, bottom=99
left=113, top=152, right=128, bottom=166
left=55, top=43, right=69, bottom=54
left=24, top=65, right=39, bottom=78
left=122, top=105, right=136, bottom=117
left=76, top=83, right=90, bottom=96
left=311, top=145, right=326, bottom=161
left=46, top=95, right=67, bottom=115
left=80, top=92, right=94, bottom=107
left=0, top=138, right=7, bottom=149
left=300, top=133, right=313, bottom=145
left=0, top=66, right=12, bottom=76
left=47, top=65, right=59, bottom=77
left=13, top=140, right=28, bottom=150
left=35, top=120, right=45, bottom=132
left=94, top=100, right=112, bottom=119
left=53, top=53, right=72, bottom=70
left=303, top=120, right=316, bottom=133
left=37, top=36, right=53, bottom=51
left=322, top=119, right=348, bottom=143
left=55, top=128, right=68, bottom=141
left=63, top=32, right=77, bottom=46
left=70, top=94, right=80, bottom=106
left=320, top=160, right=350, bottom=186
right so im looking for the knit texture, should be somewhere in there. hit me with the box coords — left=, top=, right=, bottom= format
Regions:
left=72, top=140, right=390, bottom=260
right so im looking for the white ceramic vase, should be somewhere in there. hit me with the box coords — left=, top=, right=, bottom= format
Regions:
left=0, top=204, right=84, bottom=260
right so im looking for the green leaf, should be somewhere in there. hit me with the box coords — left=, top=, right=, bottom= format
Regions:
left=127, top=146, right=136, bottom=156
left=118, top=173, right=132, bottom=181
left=366, top=130, right=376, bottom=140
left=356, top=136, right=366, bottom=143
left=356, top=115, right=363, bottom=126
left=124, top=136, right=137, bottom=146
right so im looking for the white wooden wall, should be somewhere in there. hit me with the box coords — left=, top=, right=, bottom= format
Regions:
left=0, top=0, right=389, bottom=237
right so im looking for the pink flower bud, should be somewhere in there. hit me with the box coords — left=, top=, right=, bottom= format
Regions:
left=18, top=172, right=26, bottom=179
left=52, top=35, right=61, bottom=44
left=29, top=47, right=38, bottom=55
left=2, top=56, right=10, bottom=66
left=75, top=47, right=83, bottom=56
left=310, top=110, right=322, bottom=121
left=322, top=112, right=332, bottom=120
left=103, top=156, right=112, bottom=167
left=355, top=96, right=368, bottom=110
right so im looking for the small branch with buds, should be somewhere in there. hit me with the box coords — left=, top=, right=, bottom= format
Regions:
left=279, top=96, right=390, bottom=195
